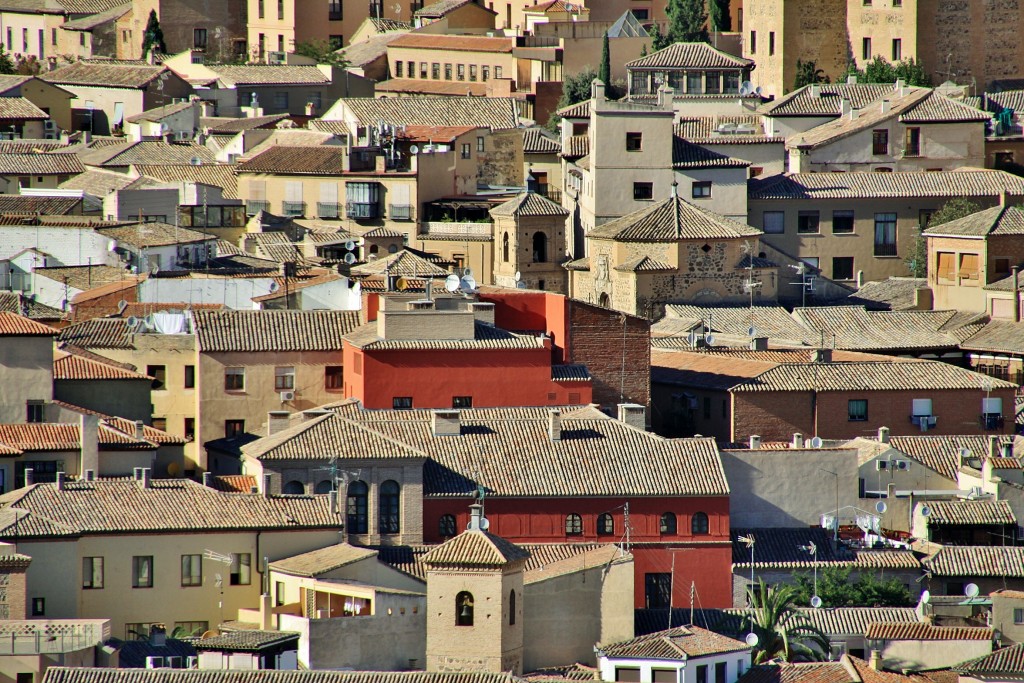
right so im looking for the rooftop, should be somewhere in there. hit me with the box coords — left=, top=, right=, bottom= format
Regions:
left=490, top=192, right=569, bottom=217
left=0, top=97, right=47, bottom=120
left=422, top=529, right=531, bottom=567
left=923, top=204, right=1024, bottom=238
left=43, top=668, right=520, bottom=683
left=0, top=311, right=58, bottom=336
left=730, top=528, right=918, bottom=570
left=750, top=169, right=1024, bottom=200
left=954, top=642, right=1024, bottom=674
left=600, top=625, right=749, bottom=660
left=211, top=65, right=331, bottom=86
left=961, top=320, right=1024, bottom=355
left=389, top=33, right=513, bottom=53
left=125, top=100, right=196, bottom=124
left=0, top=153, right=83, bottom=175
left=270, top=543, right=378, bottom=577
left=924, top=500, right=1016, bottom=525
left=192, top=630, right=300, bottom=652
left=192, top=309, right=363, bottom=353
left=865, top=622, right=993, bottom=641
left=731, top=359, right=1015, bottom=392
left=333, top=96, right=519, bottom=130
left=587, top=194, right=761, bottom=242
left=626, top=42, right=753, bottom=70
left=41, top=62, right=168, bottom=89
left=761, top=83, right=910, bottom=117
left=97, top=222, right=212, bottom=248
left=523, top=127, right=560, bottom=154
left=922, top=545, right=1024, bottom=577
left=237, top=146, right=348, bottom=175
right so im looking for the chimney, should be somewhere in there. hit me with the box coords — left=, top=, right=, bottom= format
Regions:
left=260, top=593, right=273, bottom=630
left=1003, top=443, right=1014, bottom=458
left=750, top=336, right=769, bottom=351
left=894, top=78, right=905, bottom=92
left=847, top=74, right=858, bottom=85
left=329, top=490, right=339, bottom=514
left=878, top=426, right=890, bottom=444
left=133, top=467, right=142, bottom=481
left=305, top=102, right=316, bottom=116
left=202, top=472, right=214, bottom=487
left=468, top=502, right=483, bottom=531
left=1000, top=191, right=1010, bottom=207
left=869, top=650, right=882, bottom=671
left=591, top=78, right=606, bottom=101
left=856, top=270, right=865, bottom=288
left=80, top=414, right=99, bottom=477
left=431, top=409, right=461, bottom=437
left=840, top=98, right=852, bottom=118
left=548, top=409, right=562, bottom=441
left=23, top=468, right=33, bottom=486
left=263, top=473, right=273, bottom=497
left=792, top=432, right=805, bottom=449
left=749, top=435, right=762, bottom=450
left=56, top=471, right=66, bottom=491
left=617, top=403, right=646, bottom=431
left=811, top=348, right=833, bottom=363
left=84, top=469, right=95, bottom=481
left=134, top=420, right=144, bottom=440
left=140, top=467, right=151, bottom=489
left=809, top=83, right=821, bottom=98
left=990, top=435, right=1001, bottom=459
left=880, top=99, right=890, bottom=114
left=267, top=411, right=290, bottom=436
left=1013, top=266, right=1020, bottom=323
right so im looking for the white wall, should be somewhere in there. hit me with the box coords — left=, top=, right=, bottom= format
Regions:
left=0, top=225, right=112, bottom=265
left=138, top=277, right=278, bottom=309
left=599, top=651, right=751, bottom=683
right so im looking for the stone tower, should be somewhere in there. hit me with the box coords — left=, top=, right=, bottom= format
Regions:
left=424, top=504, right=528, bottom=674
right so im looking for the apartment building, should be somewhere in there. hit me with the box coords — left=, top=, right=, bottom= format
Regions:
left=381, top=34, right=516, bottom=97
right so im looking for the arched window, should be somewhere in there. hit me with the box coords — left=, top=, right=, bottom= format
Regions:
left=598, top=292, right=610, bottom=308
left=346, top=480, right=368, bottom=534
left=456, top=591, right=474, bottom=626
left=532, top=232, right=547, bottom=263
left=315, top=480, right=333, bottom=494
left=282, top=480, right=304, bottom=494
left=379, top=480, right=401, bottom=534
left=509, top=589, right=516, bottom=625
left=369, top=244, right=379, bottom=255
left=597, top=512, right=615, bottom=535
left=660, top=512, right=677, bottom=535
left=565, top=513, right=583, bottom=535
left=692, top=511, right=709, bottom=535
left=439, top=514, right=457, bottom=537
left=502, top=232, right=510, bottom=262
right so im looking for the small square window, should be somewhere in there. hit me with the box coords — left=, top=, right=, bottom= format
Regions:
left=225, top=367, right=245, bottom=391
left=1015, top=608, right=1024, bottom=624
left=626, top=132, right=642, bottom=151
left=31, top=598, right=44, bottom=616
left=832, top=210, right=855, bottom=234
left=762, top=211, right=785, bottom=234
left=633, top=182, right=653, bottom=200
left=848, top=399, right=868, bottom=422
left=147, top=365, right=166, bottom=390
left=797, top=211, right=820, bottom=234
left=453, top=396, right=473, bottom=408
left=832, top=256, right=854, bottom=281
left=325, top=366, right=343, bottom=390
left=225, top=419, right=244, bottom=437
left=393, top=397, right=413, bottom=410
left=692, top=181, right=712, bottom=199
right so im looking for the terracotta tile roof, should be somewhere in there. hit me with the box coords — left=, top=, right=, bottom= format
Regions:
left=749, top=169, right=1024, bottom=200
left=955, top=642, right=1024, bottom=673
left=192, top=309, right=361, bottom=352
left=924, top=204, right=1024, bottom=237
left=203, top=114, right=289, bottom=133
left=134, top=164, right=239, bottom=198
left=561, top=133, right=589, bottom=158
left=673, top=138, right=750, bottom=168
left=0, top=97, right=47, bottom=120
left=791, top=306, right=986, bottom=351
left=890, top=436, right=1015, bottom=482
left=901, top=92, right=990, bottom=123
left=339, top=31, right=408, bottom=68
left=796, top=608, right=919, bottom=636
left=0, top=422, right=156, bottom=453
left=523, top=664, right=600, bottom=682
left=370, top=17, right=413, bottom=30
left=0, top=311, right=57, bottom=336
left=730, top=528, right=918, bottom=569
left=614, top=255, right=676, bottom=272
left=237, top=146, right=348, bottom=175
left=212, top=65, right=331, bottom=86
left=59, top=3, right=131, bottom=30
left=208, top=474, right=258, bottom=492
left=336, top=96, right=519, bottom=130
left=376, top=78, right=489, bottom=96
left=53, top=350, right=150, bottom=381
left=34, top=265, right=133, bottom=293
left=844, top=277, right=929, bottom=311
left=601, top=625, right=748, bottom=659
left=732, top=358, right=1015, bottom=392
left=523, top=127, right=560, bottom=154
left=0, top=194, right=82, bottom=214
left=344, top=320, right=545, bottom=350
left=394, top=124, right=477, bottom=143
left=0, top=479, right=337, bottom=538
left=588, top=195, right=761, bottom=241
left=422, top=529, right=530, bottom=567
left=760, top=83, right=901, bottom=117
left=961, top=320, right=1024, bottom=355
left=0, top=153, right=83, bottom=175
left=737, top=656, right=953, bottom=683
left=193, top=630, right=300, bottom=652
left=125, top=100, right=196, bottom=124
left=922, top=545, right=1024, bottom=577
left=270, top=543, right=378, bottom=577
left=674, top=116, right=774, bottom=144
left=350, top=248, right=450, bottom=277
left=47, top=667, right=519, bottom=683
left=556, top=100, right=590, bottom=118
left=865, top=622, right=993, bottom=641
left=104, top=415, right=185, bottom=444
left=56, top=318, right=134, bottom=348
left=627, top=42, right=752, bottom=70
left=390, top=33, right=513, bottom=52
left=490, top=191, right=568, bottom=217
left=415, top=0, right=486, bottom=17
left=97, top=222, right=212, bottom=248
left=655, top=304, right=814, bottom=343
left=0, top=74, right=33, bottom=91
left=99, top=141, right=216, bottom=167
left=42, top=62, right=168, bottom=89
left=923, top=500, right=1016, bottom=525
left=58, top=168, right=135, bottom=196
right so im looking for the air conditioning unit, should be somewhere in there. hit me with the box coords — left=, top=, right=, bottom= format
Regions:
left=145, top=657, right=164, bottom=669
left=43, top=120, right=55, bottom=131
left=267, top=51, right=287, bottom=65
left=176, top=130, right=193, bottom=141
left=280, top=390, right=295, bottom=402
left=876, top=460, right=889, bottom=471
left=894, top=460, right=910, bottom=471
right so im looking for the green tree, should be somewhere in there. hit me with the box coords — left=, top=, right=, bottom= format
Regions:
left=902, top=198, right=979, bottom=277
left=709, top=0, right=731, bottom=32
left=545, top=66, right=598, bottom=132
left=744, top=579, right=831, bottom=663
left=846, top=56, right=931, bottom=86
left=792, top=567, right=913, bottom=608
left=141, top=9, right=166, bottom=57
left=294, top=38, right=348, bottom=67
left=0, top=44, right=15, bottom=76
left=665, top=0, right=708, bottom=44
left=639, top=43, right=648, bottom=57
left=599, top=31, right=611, bottom=87
left=651, top=28, right=670, bottom=52
left=793, top=59, right=830, bottom=90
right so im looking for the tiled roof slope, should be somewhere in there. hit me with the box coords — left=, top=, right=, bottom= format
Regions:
left=0, top=479, right=335, bottom=538
left=98, top=222, right=211, bottom=248
left=886, top=435, right=1017, bottom=482
left=673, top=138, right=750, bottom=168
left=923, top=204, right=1024, bottom=237
left=56, top=318, right=136, bottom=349
left=0, top=292, right=62, bottom=320
left=192, top=310, right=363, bottom=352
left=0, top=154, right=83, bottom=175
left=961, top=320, right=1024, bottom=355
left=626, top=42, right=752, bottom=70
left=730, top=528, right=918, bottom=569
left=737, top=656, right=957, bottom=683
left=792, top=306, right=986, bottom=351
left=490, top=192, right=568, bottom=217
left=750, top=170, right=1024, bottom=200
left=954, top=642, right=1024, bottom=673
left=760, top=83, right=897, bottom=116
left=42, top=668, right=521, bottom=683
left=388, top=34, right=513, bottom=52
left=923, top=500, right=1016, bottom=525
left=335, top=96, right=518, bottom=130
left=0, top=311, right=57, bottom=336
left=654, top=305, right=814, bottom=343
left=0, top=97, right=47, bottom=119
left=601, top=625, right=748, bottom=659
left=192, top=631, right=300, bottom=651
left=922, top=546, right=1024, bottom=577
left=53, top=351, right=150, bottom=380
left=349, top=248, right=449, bottom=277
left=731, top=359, right=1015, bottom=392
left=588, top=194, right=761, bottom=241
left=845, top=277, right=929, bottom=311
left=523, top=127, right=560, bottom=154
left=422, top=529, right=530, bottom=567
left=125, top=100, right=195, bottom=124
left=865, top=622, right=993, bottom=641
left=270, top=544, right=378, bottom=577
left=134, top=164, right=239, bottom=198
left=42, top=62, right=167, bottom=88
left=212, top=66, right=330, bottom=86
left=237, top=146, right=347, bottom=175
left=415, top=0, right=492, bottom=16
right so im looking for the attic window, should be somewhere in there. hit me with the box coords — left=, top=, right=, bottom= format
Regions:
left=701, top=243, right=712, bottom=253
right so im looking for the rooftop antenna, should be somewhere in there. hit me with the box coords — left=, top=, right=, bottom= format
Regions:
left=799, top=542, right=820, bottom=607
left=739, top=534, right=755, bottom=604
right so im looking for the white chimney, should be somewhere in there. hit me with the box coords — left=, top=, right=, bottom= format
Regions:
left=548, top=409, right=562, bottom=441
left=24, top=468, right=33, bottom=486
left=617, top=403, right=646, bottom=431
left=749, top=435, right=761, bottom=450
left=878, top=426, right=890, bottom=444
left=134, top=420, right=145, bottom=440
left=140, top=467, right=152, bottom=489
left=202, top=472, right=214, bottom=487
left=80, top=414, right=99, bottom=477
left=792, top=433, right=805, bottom=449
left=431, top=410, right=461, bottom=437
left=468, top=503, right=483, bottom=531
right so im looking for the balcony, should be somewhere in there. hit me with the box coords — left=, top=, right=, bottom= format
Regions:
left=317, top=202, right=341, bottom=219
left=347, top=203, right=379, bottom=220
left=419, top=221, right=492, bottom=239
left=981, top=414, right=1005, bottom=430
left=282, top=201, right=306, bottom=217
left=874, top=243, right=898, bottom=257
left=0, top=620, right=109, bottom=655
left=247, top=200, right=270, bottom=215
left=389, top=204, right=413, bottom=221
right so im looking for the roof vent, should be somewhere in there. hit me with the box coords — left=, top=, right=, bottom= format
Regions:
left=56, top=471, right=66, bottom=491
left=749, top=435, right=761, bottom=450
left=750, top=336, right=768, bottom=351
left=617, top=403, right=646, bottom=431
left=24, top=468, right=33, bottom=486
left=431, top=409, right=461, bottom=437
left=792, top=433, right=805, bottom=449
left=548, top=409, right=562, bottom=441
left=878, top=426, right=890, bottom=444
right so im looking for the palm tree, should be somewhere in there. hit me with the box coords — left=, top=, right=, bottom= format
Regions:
left=743, top=578, right=831, bottom=663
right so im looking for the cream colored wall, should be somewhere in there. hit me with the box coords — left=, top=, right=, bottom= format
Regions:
left=673, top=167, right=748, bottom=221
left=56, top=84, right=145, bottom=128
left=868, top=637, right=991, bottom=671
left=991, top=595, right=1024, bottom=644
left=927, top=235, right=988, bottom=312
left=21, top=79, right=73, bottom=132
left=846, top=0, right=918, bottom=70
left=413, top=237, right=492, bottom=287
left=386, top=46, right=515, bottom=83
left=0, top=12, right=47, bottom=60
left=0, top=336, right=52, bottom=424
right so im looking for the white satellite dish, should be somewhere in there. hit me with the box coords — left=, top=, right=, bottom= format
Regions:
left=463, top=266, right=473, bottom=278
left=268, top=281, right=279, bottom=293
left=343, top=252, right=357, bottom=265
left=748, top=326, right=757, bottom=337
left=739, top=81, right=754, bottom=96
left=810, top=436, right=823, bottom=449
left=126, top=316, right=139, bottom=329
left=754, top=86, right=763, bottom=96
left=920, top=504, right=931, bottom=518
left=516, top=281, right=527, bottom=289
left=160, top=123, right=170, bottom=133
left=444, top=274, right=460, bottom=292
left=744, top=633, right=759, bottom=647
left=965, top=583, right=980, bottom=598
left=514, top=271, right=521, bottom=282
left=921, top=590, right=931, bottom=604
left=107, top=240, right=116, bottom=252
left=117, top=299, right=128, bottom=313
left=959, top=447, right=972, bottom=460
left=189, top=157, right=203, bottom=166
left=344, top=240, right=356, bottom=251
left=705, top=334, right=716, bottom=345
left=810, top=596, right=822, bottom=609
left=409, top=144, right=419, bottom=155
left=461, top=275, right=477, bottom=291
left=875, top=500, right=888, bottom=514
left=479, top=517, right=490, bottom=530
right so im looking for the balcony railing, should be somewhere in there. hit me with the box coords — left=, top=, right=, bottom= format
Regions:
left=981, top=414, right=1005, bottom=430
left=282, top=201, right=306, bottom=217
left=389, top=204, right=413, bottom=221
left=873, top=243, right=898, bottom=257
left=419, top=221, right=492, bottom=238
left=317, top=202, right=341, bottom=219
left=246, top=200, right=270, bottom=215
left=347, top=203, right=379, bottom=220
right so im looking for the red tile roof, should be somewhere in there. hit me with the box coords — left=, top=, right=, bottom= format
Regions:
left=53, top=351, right=151, bottom=381
left=389, top=33, right=514, bottom=53
left=0, top=311, right=57, bottom=336
left=865, top=622, right=993, bottom=641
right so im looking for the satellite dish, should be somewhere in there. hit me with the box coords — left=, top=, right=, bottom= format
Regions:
left=160, top=123, right=170, bottom=133
left=920, top=505, right=931, bottom=518
left=107, top=240, right=116, bottom=252
left=479, top=517, right=490, bottom=531
left=345, top=240, right=356, bottom=251
left=444, top=274, right=460, bottom=292
left=921, top=590, right=931, bottom=604
left=740, top=81, right=754, bottom=96
left=150, top=263, right=160, bottom=275
left=959, top=447, right=972, bottom=460
left=461, top=275, right=477, bottom=291
left=189, top=157, right=203, bottom=166
left=875, top=500, right=888, bottom=514
left=516, top=281, right=527, bottom=289
left=705, top=334, right=716, bottom=345
left=754, top=86, right=763, bottom=96
left=965, top=583, right=980, bottom=598
left=268, top=281, right=279, bottom=293
left=117, top=299, right=128, bottom=313
left=748, top=326, right=757, bottom=337
left=810, top=436, right=823, bottom=449
left=126, top=316, right=139, bottom=329
left=396, top=277, right=409, bottom=291
left=343, top=252, right=357, bottom=265
left=409, top=144, right=419, bottom=155
left=514, top=271, right=521, bottom=282
left=463, top=267, right=473, bottom=278
left=744, top=633, right=759, bottom=647
left=810, top=596, right=823, bottom=609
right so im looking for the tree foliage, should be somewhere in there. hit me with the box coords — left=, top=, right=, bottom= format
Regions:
left=743, top=579, right=831, bottom=663
left=141, top=10, right=166, bottom=57
left=903, top=198, right=980, bottom=277
left=294, top=39, right=348, bottom=67
left=545, top=66, right=598, bottom=132
left=845, top=56, right=931, bottom=86
left=0, top=44, right=15, bottom=76
left=793, top=59, right=830, bottom=90
left=709, top=0, right=731, bottom=32
left=665, top=0, right=708, bottom=44
left=651, top=28, right=670, bottom=52
left=599, top=31, right=611, bottom=87
left=791, top=567, right=914, bottom=608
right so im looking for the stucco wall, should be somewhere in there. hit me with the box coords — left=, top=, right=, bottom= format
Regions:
left=0, top=336, right=53, bottom=424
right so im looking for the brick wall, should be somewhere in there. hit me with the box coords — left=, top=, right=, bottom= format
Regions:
left=567, top=300, right=650, bottom=412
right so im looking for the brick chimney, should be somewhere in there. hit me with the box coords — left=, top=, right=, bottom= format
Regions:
left=431, top=409, right=461, bottom=437
left=267, top=411, right=290, bottom=436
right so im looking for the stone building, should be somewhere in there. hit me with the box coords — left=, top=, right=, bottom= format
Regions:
left=490, top=192, right=569, bottom=293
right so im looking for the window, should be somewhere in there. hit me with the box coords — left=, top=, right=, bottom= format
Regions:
left=892, top=38, right=901, bottom=61
left=181, top=554, right=202, bottom=587
left=125, top=624, right=148, bottom=641
left=83, top=557, right=103, bottom=589
left=1014, top=608, right=1024, bottom=624
left=634, top=182, right=653, bottom=200
left=26, top=401, right=43, bottom=423
left=444, top=63, right=452, bottom=80
left=406, top=61, right=413, bottom=77
left=432, top=62, right=440, bottom=79
left=502, top=232, right=510, bottom=262
left=225, top=420, right=244, bottom=438
left=147, top=365, right=166, bottom=390
left=457, top=64, right=465, bottom=80
left=184, top=365, right=195, bottom=388
left=419, top=62, right=428, bottom=78
left=469, top=65, right=477, bottom=81
left=946, top=581, right=965, bottom=596
left=461, top=143, right=471, bottom=159
left=315, top=480, right=333, bottom=494
left=905, top=126, right=921, bottom=156
left=532, top=232, right=548, bottom=262
left=274, top=366, right=295, bottom=390
left=832, top=257, right=854, bottom=281
left=347, top=481, right=369, bottom=533
left=274, top=92, right=288, bottom=110
left=453, top=396, right=473, bottom=408
left=687, top=72, right=702, bottom=94
left=230, top=553, right=251, bottom=585
left=482, top=66, right=489, bottom=81
left=703, top=396, right=711, bottom=419
left=456, top=591, right=474, bottom=626
left=692, top=181, right=712, bottom=199
left=763, top=211, right=785, bottom=234
left=797, top=210, right=820, bottom=234
left=692, top=511, right=709, bottom=535
left=395, top=61, right=403, bottom=77
left=848, top=399, right=868, bottom=421
left=439, top=514, right=457, bottom=537
left=626, top=132, right=643, bottom=151
left=194, top=28, right=208, bottom=48
left=258, top=0, right=264, bottom=18
left=873, top=213, right=897, bottom=256
left=936, top=251, right=955, bottom=281
left=22, top=28, right=27, bottom=52
left=862, top=37, right=872, bottom=60
left=565, top=513, right=583, bottom=535
left=52, top=28, right=56, bottom=45
left=660, top=512, right=677, bottom=534
left=225, top=367, right=244, bottom=391
left=184, top=418, right=195, bottom=440
left=346, top=182, right=380, bottom=219
left=959, top=253, right=980, bottom=283
left=329, top=0, right=342, bottom=19
left=325, top=366, right=343, bottom=390
left=749, top=30, right=756, bottom=54
left=617, top=670, right=642, bottom=683
left=393, top=397, right=413, bottom=410
left=872, top=129, right=889, bottom=155
left=509, top=589, right=516, bottom=625
left=832, top=210, right=855, bottom=234
left=477, top=136, right=485, bottom=152
left=645, top=573, right=671, bottom=609
left=283, top=481, right=304, bottom=494
left=278, top=0, right=284, bottom=19
left=697, top=665, right=708, bottom=683
left=133, top=556, right=154, bottom=588
left=597, top=512, right=614, bottom=535
left=31, top=598, right=44, bottom=616
left=380, top=480, right=400, bottom=534
left=768, top=31, right=775, bottom=55
left=16, top=461, right=60, bottom=487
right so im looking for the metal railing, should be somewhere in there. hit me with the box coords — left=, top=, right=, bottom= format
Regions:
left=873, top=243, right=898, bottom=257
left=282, top=201, right=306, bottom=217
left=317, top=202, right=341, bottom=219
left=389, top=204, right=413, bottom=221
left=246, top=200, right=270, bottom=215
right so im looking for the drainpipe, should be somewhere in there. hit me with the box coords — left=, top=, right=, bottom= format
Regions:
left=1013, top=266, right=1020, bottom=323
